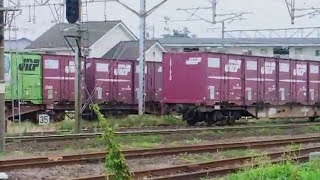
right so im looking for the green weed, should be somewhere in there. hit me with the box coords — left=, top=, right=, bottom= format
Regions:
left=309, top=125, right=320, bottom=132
left=178, top=153, right=213, bottom=164
left=58, top=120, right=74, bottom=131
left=221, top=149, right=258, bottom=159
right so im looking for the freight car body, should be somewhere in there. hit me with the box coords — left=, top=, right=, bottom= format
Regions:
left=163, top=52, right=320, bottom=125
left=4, top=53, right=45, bottom=120
left=86, top=58, right=162, bottom=115
left=42, top=55, right=88, bottom=120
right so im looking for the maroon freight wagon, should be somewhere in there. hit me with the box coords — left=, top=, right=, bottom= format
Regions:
left=86, top=58, right=162, bottom=115
left=42, top=55, right=88, bottom=119
left=163, top=52, right=320, bottom=125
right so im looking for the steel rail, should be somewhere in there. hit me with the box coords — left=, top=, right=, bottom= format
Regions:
left=1, top=135, right=320, bottom=171
left=72, top=146, right=318, bottom=180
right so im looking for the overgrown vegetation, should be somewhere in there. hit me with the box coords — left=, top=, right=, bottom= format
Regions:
left=221, top=149, right=258, bottom=159
left=222, top=161, right=320, bottom=180
left=92, top=104, right=132, bottom=180
left=102, top=114, right=184, bottom=128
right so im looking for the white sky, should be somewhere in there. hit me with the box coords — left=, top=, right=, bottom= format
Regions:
left=5, top=0, right=320, bottom=40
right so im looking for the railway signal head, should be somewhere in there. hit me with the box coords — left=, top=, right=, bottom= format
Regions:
left=66, top=0, right=80, bottom=24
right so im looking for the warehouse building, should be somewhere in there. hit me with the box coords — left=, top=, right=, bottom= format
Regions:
left=158, top=38, right=320, bottom=60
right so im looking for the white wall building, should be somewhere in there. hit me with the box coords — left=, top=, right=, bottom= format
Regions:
left=158, top=38, right=320, bottom=61
left=25, top=21, right=137, bottom=57
left=102, top=40, right=166, bottom=62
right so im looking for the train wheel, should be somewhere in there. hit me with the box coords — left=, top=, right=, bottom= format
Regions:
left=205, top=113, right=213, bottom=126
left=214, top=111, right=227, bottom=126
left=52, top=111, right=66, bottom=122
left=183, top=110, right=197, bottom=126
left=227, top=112, right=236, bottom=125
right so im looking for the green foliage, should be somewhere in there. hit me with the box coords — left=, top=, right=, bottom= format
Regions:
left=103, top=115, right=184, bottom=128
left=224, top=161, right=320, bottom=180
left=221, top=149, right=258, bottom=159
left=58, top=120, right=74, bottom=131
left=178, top=153, right=213, bottom=164
left=309, top=125, right=320, bottom=132
left=117, top=135, right=161, bottom=149
left=92, top=104, right=132, bottom=180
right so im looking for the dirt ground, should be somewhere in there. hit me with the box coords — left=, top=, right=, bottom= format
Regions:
left=6, top=142, right=320, bottom=180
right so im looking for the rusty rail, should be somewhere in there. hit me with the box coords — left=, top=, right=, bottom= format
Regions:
left=73, top=146, right=317, bottom=180
left=2, top=135, right=320, bottom=171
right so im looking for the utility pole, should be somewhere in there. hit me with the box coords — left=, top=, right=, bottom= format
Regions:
left=74, top=30, right=81, bottom=133
left=0, top=0, right=5, bottom=152
left=66, top=0, right=81, bottom=133
left=138, top=0, right=146, bottom=115
left=113, top=0, right=168, bottom=115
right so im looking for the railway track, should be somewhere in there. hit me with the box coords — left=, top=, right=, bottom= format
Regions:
left=74, top=146, right=318, bottom=180
left=2, top=135, right=320, bottom=172
left=6, top=122, right=320, bottom=143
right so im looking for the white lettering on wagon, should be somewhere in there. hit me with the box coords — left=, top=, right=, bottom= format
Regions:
left=261, top=62, right=275, bottom=75
left=293, top=64, right=307, bottom=76
left=186, top=57, right=202, bottom=65
left=114, top=64, right=131, bottom=76
left=225, top=59, right=241, bottom=73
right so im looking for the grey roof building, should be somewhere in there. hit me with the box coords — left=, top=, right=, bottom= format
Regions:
left=25, top=21, right=137, bottom=57
left=103, top=40, right=166, bottom=62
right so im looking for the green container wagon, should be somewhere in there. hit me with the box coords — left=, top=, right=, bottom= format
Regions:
left=4, top=53, right=43, bottom=104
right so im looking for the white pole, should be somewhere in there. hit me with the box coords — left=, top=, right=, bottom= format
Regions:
left=138, top=0, right=146, bottom=115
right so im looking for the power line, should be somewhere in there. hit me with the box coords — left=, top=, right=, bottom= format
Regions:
left=284, top=0, right=320, bottom=24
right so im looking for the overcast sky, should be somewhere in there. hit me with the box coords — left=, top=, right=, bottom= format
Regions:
left=5, top=0, right=320, bottom=40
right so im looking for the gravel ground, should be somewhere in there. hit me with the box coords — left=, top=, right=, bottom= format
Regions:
left=2, top=132, right=320, bottom=160
left=6, top=142, right=320, bottom=180
left=4, top=124, right=320, bottom=154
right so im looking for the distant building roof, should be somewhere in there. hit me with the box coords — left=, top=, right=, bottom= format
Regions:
left=26, top=21, right=121, bottom=49
left=157, top=37, right=320, bottom=47
left=5, top=38, right=32, bottom=51
left=102, top=40, right=160, bottom=60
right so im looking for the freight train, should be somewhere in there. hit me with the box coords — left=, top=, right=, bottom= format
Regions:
left=4, top=53, right=162, bottom=121
left=4, top=52, right=320, bottom=125
left=163, top=52, right=320, bottom=125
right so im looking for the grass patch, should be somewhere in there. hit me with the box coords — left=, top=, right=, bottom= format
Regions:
left=309, top=125, right=320, bottom=132
left=178, top=153, right=214, bottom=164
left=57, top=120, right=74, bottom=131
left=107, top=115, right=184, bottom=128
left=117, top=134, right=162, bottom=149
left=221, top=149, right=259, bottom=159
left=222, top=161, right=320, bottom=180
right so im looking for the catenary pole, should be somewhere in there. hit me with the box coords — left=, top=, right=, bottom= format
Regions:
left=74, top=23, right=82, bottom=133
left=0, top=0, right=5, bottom=152
left=138, top=0, right=146, bottom=115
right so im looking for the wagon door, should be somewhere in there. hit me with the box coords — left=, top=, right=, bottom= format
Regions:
left=146, top=62, right=156, bottom=102
left=113, top=61, right=134, bottom=104
left=244, top=57, right=259, bottom=105
left=309, top=62, right=320, bottom=104
left=154, top=62, right=163, bottom=101
left=222, top=55, right=243, bottom=104
left=279, top=59, right=291, bottom=104
left=260, top=58, right=277, bottom=104
left=207, top=54, right=223, bottom=104
left=293, top=61, right=308, bottom=104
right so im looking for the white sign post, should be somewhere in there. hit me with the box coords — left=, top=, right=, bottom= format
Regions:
left=39, top=114, right=50, bottom=125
